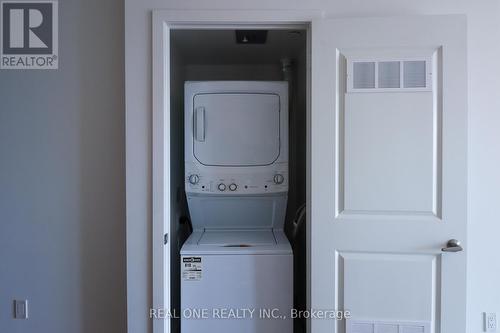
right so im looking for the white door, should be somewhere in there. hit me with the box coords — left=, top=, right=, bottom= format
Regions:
left=310, top=16, right=467, bottom=333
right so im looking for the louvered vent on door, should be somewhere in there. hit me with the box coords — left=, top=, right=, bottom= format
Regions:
left=378, top=61, right=400, bottom=88
left=353, top=62, right=376, bottom=89
left=403, top=61, right=426, bottom=88
left=348, top=58, right=431, bottom=92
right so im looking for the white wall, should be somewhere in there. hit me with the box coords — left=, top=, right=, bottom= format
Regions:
left=0, top=0, right=126, bottom=332
left=125, top=1, right=500, bottom=333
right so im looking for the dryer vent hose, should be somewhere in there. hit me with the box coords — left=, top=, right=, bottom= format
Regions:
left=291, top=203, right=306, bottom=240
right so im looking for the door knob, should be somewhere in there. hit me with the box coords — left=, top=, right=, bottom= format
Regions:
left=441, top=239, right=463, bottom=252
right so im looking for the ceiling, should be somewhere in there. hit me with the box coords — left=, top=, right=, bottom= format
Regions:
left=171, top=29, right=306, bottom=65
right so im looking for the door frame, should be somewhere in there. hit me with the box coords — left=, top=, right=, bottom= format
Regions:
left=152, top=9, right=320, bottom=333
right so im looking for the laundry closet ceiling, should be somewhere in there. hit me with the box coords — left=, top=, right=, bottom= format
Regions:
left=171, top=29, right=306, bottom=65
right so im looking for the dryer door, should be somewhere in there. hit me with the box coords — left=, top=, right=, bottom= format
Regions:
left=192, top=93, right=281, bottom=166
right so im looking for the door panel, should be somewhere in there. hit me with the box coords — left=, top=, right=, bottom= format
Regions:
left=341, top=252, right=437, bottom=332
left=193, top=93, right=281, bottom=166
left=343, top=92, right=436, bottom=215
left=311, top=16, right=467, bottom=333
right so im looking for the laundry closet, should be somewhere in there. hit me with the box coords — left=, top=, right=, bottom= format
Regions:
left=167, top=29, right=308, bottom=333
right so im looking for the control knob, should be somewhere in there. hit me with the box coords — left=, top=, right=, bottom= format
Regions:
left=273, top=174, right=285, bottom=185
left=188, top=174, right=199, bottom=185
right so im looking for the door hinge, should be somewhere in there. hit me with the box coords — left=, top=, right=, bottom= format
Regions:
left=164, top=233, right=168, bottom=245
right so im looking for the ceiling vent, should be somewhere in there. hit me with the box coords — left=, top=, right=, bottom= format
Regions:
left=235, top=30, right=268, bottom=44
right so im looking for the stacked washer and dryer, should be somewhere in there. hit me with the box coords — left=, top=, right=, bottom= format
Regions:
left=181, top=81, right=293, bottom=333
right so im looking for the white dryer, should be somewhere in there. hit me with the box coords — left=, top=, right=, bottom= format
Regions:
left=181, top=81, right=292, bottom=333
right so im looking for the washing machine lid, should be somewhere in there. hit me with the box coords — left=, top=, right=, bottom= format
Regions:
left=192, top=93, right=281, bottom=166
left=198, top=229, right=276, bottom=246
left=181, top=230, right=292, bottom=255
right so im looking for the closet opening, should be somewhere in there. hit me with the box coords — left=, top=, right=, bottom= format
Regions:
left=168, top=27, right=308, bottom=333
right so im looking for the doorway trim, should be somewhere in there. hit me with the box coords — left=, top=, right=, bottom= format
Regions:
left=152, top=9, right=320, bottom=333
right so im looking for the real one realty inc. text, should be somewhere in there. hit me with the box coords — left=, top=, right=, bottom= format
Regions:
left=150, top=308, right=351, bottom=320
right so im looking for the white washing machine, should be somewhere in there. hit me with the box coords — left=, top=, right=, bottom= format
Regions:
left=181, top=81, right=292, bottom=333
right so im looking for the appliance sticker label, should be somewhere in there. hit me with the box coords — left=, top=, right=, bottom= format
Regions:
left=182, top=257, right=202, bottom=281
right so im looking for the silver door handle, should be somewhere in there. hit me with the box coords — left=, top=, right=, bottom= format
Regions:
left=194, top=107, right=205, bottom=142
left=441, top=239, right=463, bottom=252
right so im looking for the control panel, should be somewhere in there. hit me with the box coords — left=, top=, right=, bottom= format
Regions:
left=185, top=170, right=288, bottom=194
